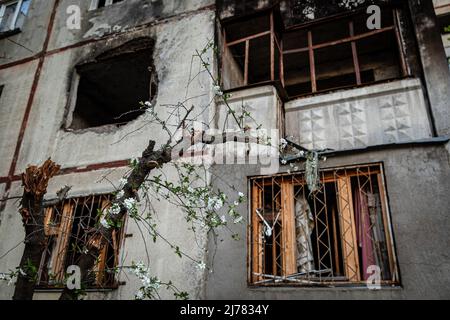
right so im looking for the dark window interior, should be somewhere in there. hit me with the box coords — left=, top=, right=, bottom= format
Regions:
left=69, top=42, right=156, bottom=130
left=96, top=0, right=124, bottom=9
left=38, top=195, right=123, bottom=288
left=438, top=13, right=450, bottom=34
left=222, top=5, right=404, bottom=99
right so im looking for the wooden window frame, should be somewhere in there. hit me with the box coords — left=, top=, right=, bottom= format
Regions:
left=38, top=194, right=125, bottom=289
left=248, top=163, right=399, bottom=287
left=221, top=4, right=409, bottom=98
left=221, top=10, right=283, bottom=88
left=282, top=7, right=407, bottom=97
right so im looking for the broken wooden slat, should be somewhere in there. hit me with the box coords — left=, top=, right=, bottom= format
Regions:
left=251, top=183, right=263, bottom=283
left=50, top=202, right=75, bottom=282
left=281, top=181, right=297, bottom=276
left=337, top=176, right=361, bottom=282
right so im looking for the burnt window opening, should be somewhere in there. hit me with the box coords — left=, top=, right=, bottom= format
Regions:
left=68, top=39, right=157, bottom=130
left=90, top=0, right=124, bottom=10
left=284, top=0, right=389, bottom=25
left=221, top=2, right=407, bottom=99
left=221, top=10, right=284, bottom=90
left=250, top=164, right=399, bottom=286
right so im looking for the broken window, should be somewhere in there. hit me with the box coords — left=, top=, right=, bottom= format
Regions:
left=38, top=194, right=124, bottom=289
left=67, top=38, right=157, bottom=130
left=89, top=0, right=124, bottom=10
left=221, top=9, right=283, bottom=90
left=0, top=0, right=31, bottom=33
left=221, top=3, right=407, bottom=98
left=284, top=0, right=388, bottom=25
left=249, top=164, right=399, bottom=286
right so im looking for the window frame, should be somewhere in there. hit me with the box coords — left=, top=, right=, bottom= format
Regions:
left=0, top=0, right=24, bottom=33
left=248, top=163, right=400, bottom=288
left=220, top=4, right=409, bottom=100
left=282, top=7, right=407, bottom=98
left=37, top=194, right=126, bottom=290
left=89, top=0, right=123, bottom=11
left=64, top=38, right=157, bottom=131
left=221, top=10, right=283, bottom=90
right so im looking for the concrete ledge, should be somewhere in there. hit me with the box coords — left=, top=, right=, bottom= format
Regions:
left=284, top=78, right=433, bottom=151
left=285, top=78, right=423, bottom=111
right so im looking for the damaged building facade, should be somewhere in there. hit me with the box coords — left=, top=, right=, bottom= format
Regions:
left=0, top=0, right=449, bottom=299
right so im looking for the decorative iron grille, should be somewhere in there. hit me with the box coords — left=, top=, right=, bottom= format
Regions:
left=249, top=164, right=399, bottom=286
left=38, top=194, right=124, bottom=288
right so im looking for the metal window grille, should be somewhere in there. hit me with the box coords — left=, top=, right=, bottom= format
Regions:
left=38, top=194, right=124, bottom=288
left=249, top=164, right=399, bottom=286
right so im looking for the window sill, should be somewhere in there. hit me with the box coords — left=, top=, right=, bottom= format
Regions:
left=34, top=286, right=120, bottom=293
left=248, top=283, right=403, bottom=291
left=0, top=28, right=21, bottom=40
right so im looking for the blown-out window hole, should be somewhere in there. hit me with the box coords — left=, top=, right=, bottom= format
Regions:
left=68, top=41, right=157, bottom=130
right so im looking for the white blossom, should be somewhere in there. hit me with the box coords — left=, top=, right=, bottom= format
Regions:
left=144, top=101, right=152, bottom=108
left=8, top=277, right=15, bottom=286
left=100, top=217, right=110, bottom=229
left=119, top=178, right=128, bottom=186
left=109, top=203, right=121, bottom=216
left=207, top=197, right=223, bottom=211
left=280, top=138, right=288, bottom=150
left=129, top=262, right=162, bottom=300
left=124, top=198, right=137, bottom=210
left=213, top=85, right=223, bottom=96
left=197, top=262, right=207, bottom=270
left=211, top=216, right=219, bottom=226
left=281, top=159, right=287, bottom=165
left=238, top=192, right=244, bottom=198
left=135, top=291, right=144, bottom=300
left=220, top=215, right=227, bottom=224
left=234, top=216, right=244, bottom=224
left=116, top=190, right=125, bottom=199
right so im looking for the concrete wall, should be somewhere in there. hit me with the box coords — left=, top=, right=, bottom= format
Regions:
left=216, top=85, right=283, bottom=132
left=285, top=79, right=433, bottom=151
left=410, top=0, right=450, bottom=137
left=0, top=165, right=210, bottom=300
left=48, top=0, right=214, bottom=50
left=0, top=61, right=38, bottom=177
left=206, top=144, right=450, bottom=299
left=0, top=0, right=216, bottom=300
left=15, top=15, right=215, bottom=172
left=0, top=0, right=53, bottom=64
left=1, top=0, right=450, bottom=301
left=434, top=0, right=450, bottom=15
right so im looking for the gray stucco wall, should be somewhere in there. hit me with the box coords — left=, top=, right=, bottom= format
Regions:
left=0, top=0, right=216, bottom=300
left=206, top=143, right=450, bottom=299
